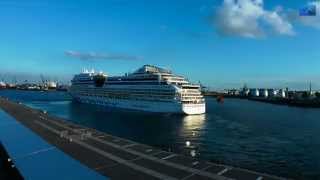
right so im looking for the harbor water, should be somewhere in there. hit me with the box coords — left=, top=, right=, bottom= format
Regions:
left=0, top=90, right=319, bottom=180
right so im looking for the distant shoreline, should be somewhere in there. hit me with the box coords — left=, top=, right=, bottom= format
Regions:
left=205, top=94, right=320, bottom=108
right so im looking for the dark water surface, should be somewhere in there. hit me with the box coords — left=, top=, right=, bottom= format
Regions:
left=1, top=90, right=320, bottom=180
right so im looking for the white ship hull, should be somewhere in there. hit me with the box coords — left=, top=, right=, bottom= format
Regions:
left=72, top=95, right=205, bottom=115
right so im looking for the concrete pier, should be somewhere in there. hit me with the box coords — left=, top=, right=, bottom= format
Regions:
left=0, top=97, right=288, bottom=180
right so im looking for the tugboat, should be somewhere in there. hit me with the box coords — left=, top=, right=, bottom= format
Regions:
left=216, top=95, right=224, bottom=103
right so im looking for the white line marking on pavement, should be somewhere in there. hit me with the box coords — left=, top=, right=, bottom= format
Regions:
left=256, top=176, right=263, bottom=180
left=122, top=143, right=137, bottom=148
left=217, top=168, right=229, bottom=175
left=161, top=154, right=176, bottom=160
left=39, top=118, right=230, bottom=180
left=35, top=121, right=177, bottom=180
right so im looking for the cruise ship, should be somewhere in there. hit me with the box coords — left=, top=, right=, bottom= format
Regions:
left=69, top=65, right=205, bottom=115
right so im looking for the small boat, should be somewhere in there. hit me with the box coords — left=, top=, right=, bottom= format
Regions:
left=216, top=95, right=224, bottom=103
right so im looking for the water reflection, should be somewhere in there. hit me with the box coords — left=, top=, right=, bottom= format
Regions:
left=182, top=114, right=206, bottom=132
left=181, top=114, right=207, bottom=158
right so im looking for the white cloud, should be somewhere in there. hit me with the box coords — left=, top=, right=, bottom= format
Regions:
left=263, top=11, right=294, bottom=35
left=64, top=50, right=141, bottom=61
left=214, top=0, right=294, bottom=38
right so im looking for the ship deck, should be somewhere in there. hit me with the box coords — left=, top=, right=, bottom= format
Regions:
left=0, top=97, right=288, bottom=180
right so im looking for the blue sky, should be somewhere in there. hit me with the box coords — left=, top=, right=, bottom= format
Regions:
left=0, top=0, right=319, bottom=90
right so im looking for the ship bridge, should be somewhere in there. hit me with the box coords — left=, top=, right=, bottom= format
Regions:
left=133, top=65, right=172, bottom=74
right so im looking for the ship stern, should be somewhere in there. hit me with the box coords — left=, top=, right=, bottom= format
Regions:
left=182, top=103, right=206, bottom=115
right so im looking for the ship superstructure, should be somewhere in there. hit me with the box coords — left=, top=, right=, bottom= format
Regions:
left=69, top=65, right=205, bottom=115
